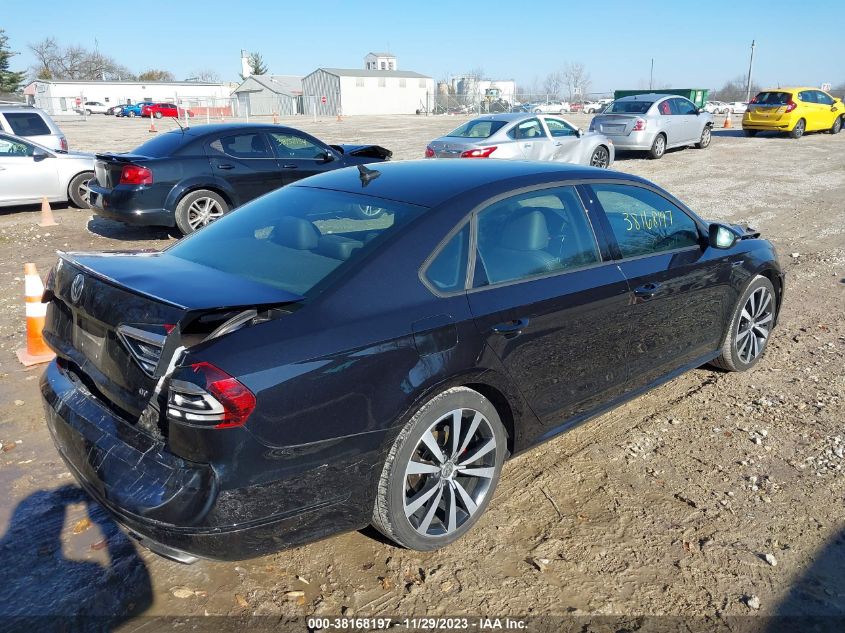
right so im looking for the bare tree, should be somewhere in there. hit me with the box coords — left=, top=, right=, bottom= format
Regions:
left=190, top=68, right=220, bottom=82
left=542, top=71, right=564, bottom=99
left=563, top=62, right=591, bottom=102
left=138, top=69, right=175, bottom=82
left=714, top=74, right=761, bottom=102
left=28, top=38, right=134, bottom=80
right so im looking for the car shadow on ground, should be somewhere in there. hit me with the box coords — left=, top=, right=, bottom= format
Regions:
left=0, top=485, right=152, bottom=628
left=764, top=525, right=845, bottom=633
left=87, top=216, right=176, bottom=241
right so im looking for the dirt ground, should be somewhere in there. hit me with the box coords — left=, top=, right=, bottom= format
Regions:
left=0, top=113, right=843, bottom=630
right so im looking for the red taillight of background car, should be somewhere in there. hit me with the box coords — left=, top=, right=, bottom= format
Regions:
left=785, top=100, right=797, bottom=113
left=119, top=165, right=153, bottom=185
left=59, top=137, right=68, bottom=151
left=460, top=146, right=497, bottom=158
left=424, top=146, right=435, bottom=158
left=632, top=119, right=647, bottom=132
left=192, top=362, right=256, bottom=428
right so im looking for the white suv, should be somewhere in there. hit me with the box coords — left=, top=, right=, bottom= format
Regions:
left=77, top=101, right=110, bottom=115
left=0, top=105, right=68, bottom=151
left=532, top=101, right=571, bottom=114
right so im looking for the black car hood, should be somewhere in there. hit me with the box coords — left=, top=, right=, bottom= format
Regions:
left=60, top=251, right=303, bottom=311
left=330, top=144, right=392, bottom=160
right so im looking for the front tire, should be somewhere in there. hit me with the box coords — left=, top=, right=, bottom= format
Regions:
left=830, top=115, right=842, bottom=135
left=744, top=129, right=758, bottom=137
left=711, top=275, right=776, bottom=372
left=648, top=134, right=666, bottom=159
left=789, top=118, right=805, bottom=139
left=174, top=189, right=229, bottom=235
left=695, top=125, right=712, bottom=149
left=67, top=171, right=94, bottom=208
left=372, top=387, right=507, bottom=551
left=128, top=111, right=136, bottom=118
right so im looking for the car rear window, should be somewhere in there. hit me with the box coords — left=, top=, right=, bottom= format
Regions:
left=3, top=112, right=52, bottom=136
left=754, top=92, right=791, bottom=105
left=132, top=132, right=191, bottom=157
left=605, top=101, right=653, bottom=114
left=447, top=119, right=507, bottom=138
left=165, top=186, right=425, bottom=297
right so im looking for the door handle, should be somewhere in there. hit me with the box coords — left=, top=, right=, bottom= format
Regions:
left=492, top=318, right=529, bottom=338
left=633, top=283, right=662, bottom=299
left=216, top=164, right=234, bottom=170
left=523, top=143, right=532, bottom=148
left=283, top=164, right=298, bottom=169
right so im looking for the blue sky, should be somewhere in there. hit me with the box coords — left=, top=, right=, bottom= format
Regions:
left=2, top=0, right=841, bottom=92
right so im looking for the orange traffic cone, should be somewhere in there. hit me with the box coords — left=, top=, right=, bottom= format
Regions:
left=723, top=112, right=732, bottom=129
left=148, top=117, right=157, bottom=133
left=272, top=111, right=279, bottom=124
left=38, top=197, right=58, bottom=227
left=15, top=263, right=55, bottom=367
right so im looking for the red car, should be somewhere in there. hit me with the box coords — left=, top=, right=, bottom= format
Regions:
left=141, top=103, right=193, bottom=119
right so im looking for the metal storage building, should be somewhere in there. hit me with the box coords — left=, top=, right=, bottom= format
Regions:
left=301, top=68, right=434, bottom=116
left=232, top=75, right=303, bottom=116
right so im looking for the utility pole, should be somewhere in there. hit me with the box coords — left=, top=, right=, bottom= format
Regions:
left=649, top=58, right=654, bottom=90
left=745, top=40, right=756, bottom=103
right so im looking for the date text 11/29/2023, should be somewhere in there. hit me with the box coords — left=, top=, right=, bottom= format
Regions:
left=306, top=617, right=528, bottom=630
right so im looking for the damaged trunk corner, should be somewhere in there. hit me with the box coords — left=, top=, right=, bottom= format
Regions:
left=330, top=144, right=393, bottom=160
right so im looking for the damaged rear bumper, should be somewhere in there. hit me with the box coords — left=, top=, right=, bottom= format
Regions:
left=41, top=359, right=376, bottom=561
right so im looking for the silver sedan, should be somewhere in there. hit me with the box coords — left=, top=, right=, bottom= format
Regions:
left=425, top=113, right=615, bottom=168
left=0, top=132, right=95, bottom=208
left=589, top=93, right=714, bottom=159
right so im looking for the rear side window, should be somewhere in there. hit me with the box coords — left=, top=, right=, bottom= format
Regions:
left=3, top=112, right=51, bottom=136
left=208, top=133, right=271, bottom=159
left=797, top=91, right=815, bottom=103
left=756, top=92, right=792, bottom=105
left=132, top=132, right=191, bottom=157
left=590, top=184, right=701, bottom=258
left=447, top=120, right=506, bottom=139
left=424, top=224, right=469, bottom=293
left=474, top=186, right=600, bottom=286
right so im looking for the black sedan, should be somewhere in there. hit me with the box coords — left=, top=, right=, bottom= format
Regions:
left=87, top=123, right=391, bottom=234
left=41, top=161, right=783, bottom=561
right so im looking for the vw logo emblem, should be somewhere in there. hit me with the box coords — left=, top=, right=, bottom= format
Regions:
left=70, top=274, right=84, bottom=304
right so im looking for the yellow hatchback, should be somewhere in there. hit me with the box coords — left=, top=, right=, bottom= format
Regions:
left=742, top=87, right=844, bottom=138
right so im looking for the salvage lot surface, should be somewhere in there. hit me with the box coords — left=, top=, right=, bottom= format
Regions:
left=0, top=114, right=843, bottom=626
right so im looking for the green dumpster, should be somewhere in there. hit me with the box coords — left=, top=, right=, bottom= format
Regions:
left=613, top=89, right=709, bottom=108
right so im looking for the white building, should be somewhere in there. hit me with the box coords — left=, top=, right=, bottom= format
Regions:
left=364, top=52, right=397, bottom=71
left=302, top=67, right=434, bottom=116
left=23, top=80, right=233, bottom=115
left=232, top=75, right=303, bottom=116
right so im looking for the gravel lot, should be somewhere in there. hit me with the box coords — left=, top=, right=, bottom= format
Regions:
left=0, top=113, right=843, bottom=629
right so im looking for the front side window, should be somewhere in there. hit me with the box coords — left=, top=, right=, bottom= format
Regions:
left=673, top=98, right=698, bottom=115
left=166, top=187, right=424, bottom=297
left=267, top=132, right=325, bottom=159
left=544, top=118, right=577, bottom=137
left=3, top=112, right=51, bottom=136
left=0, top=135, right=34, bottom=156
left=590, top=184, right=701, bottom=259
left=474, top=186, right=600, bottom=286
left=424, top=224, right=470, bottom=293
left=814, top=91, right=834, bottom=106
left=209, top=133, right=272, bottom=159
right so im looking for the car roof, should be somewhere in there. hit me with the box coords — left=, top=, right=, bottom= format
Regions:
left=760, top=86, right=821, bottom=93
left=615, top=93, right=676, bottom=102
left=167, top=122, right=298, bottom=137
left=292, top=160, right=647, bottom=208
left=0, top=104, right=43, bottom=111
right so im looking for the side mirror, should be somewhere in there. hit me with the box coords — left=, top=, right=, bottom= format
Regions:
left=32, top=149, right=50, bottom=161
left=319, top=150, right=336, bottom=163
left=576, top=128, right=583, bottom=137
left=708, top=223, right=740, bottom=249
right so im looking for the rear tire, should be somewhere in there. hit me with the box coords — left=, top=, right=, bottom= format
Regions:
left=695, top=125, right=712, bottom=149
left=154, top=111, right=163, bottom=119
left=711, top=275, right=776, bottom=372
left=174, top=189, right=229, bottom=235
left=648, top=134, right=666, bottom=159
left=589, top=145, right=610, bottom=168
left=789, top=118, right=805, bottom=139
left=830, top=115, right=842, bottom=134
left=372, top=387, right=507, bottom=551
left=68, top=171, right=94, bottom=209
left=129, top=111, right=136, bottom=118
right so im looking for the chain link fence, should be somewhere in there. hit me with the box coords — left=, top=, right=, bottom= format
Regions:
left=420, top=93, right=614, bottom=116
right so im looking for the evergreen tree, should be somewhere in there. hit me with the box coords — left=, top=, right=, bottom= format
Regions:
left=248, top=52, right=268, bottom=76
left=0, top=30, right=26, bottom=93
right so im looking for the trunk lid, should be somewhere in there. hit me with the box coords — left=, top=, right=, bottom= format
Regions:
left=43, top=252, right=302, bottom=423
left=428, top=139, right=479, bottom=158
left=590, top=114, right=642, bottom=136
left=94, top=153, right=151, bottom=188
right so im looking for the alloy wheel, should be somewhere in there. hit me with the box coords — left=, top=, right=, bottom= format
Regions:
left=78, top=181, right=91, bottom=207
left=735, top=287, right=773, bottom=364
left=654, top=136, right=665, bottom=156
left=403, top=408, right=497, bottom=538
left=700, top=126, right=711, bottom=147
left=590, top=146, right=610, bottom=168
left=187, top=197, right=224, bottom=230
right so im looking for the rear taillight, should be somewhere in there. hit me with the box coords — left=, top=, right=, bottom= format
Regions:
left=119, top=164, right=153, bottom=185
left=460, top=146, right=497, bottom=158
left=424, top=146, right=435, bottom=158
left=167, top=362, right=256, bottom=429
left=632, top=118, right=647, bottom=132
left=60, top=137, right=68, bottom=151
left=785, top=100, right=797, bottom=113
left=750, top=95, right=759, bottom=104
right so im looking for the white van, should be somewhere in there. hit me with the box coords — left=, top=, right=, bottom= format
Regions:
left=0, top=105, right=69, bottom=151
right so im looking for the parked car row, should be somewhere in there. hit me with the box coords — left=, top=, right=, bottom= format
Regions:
left=114, top=102, right=194, bottom=118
